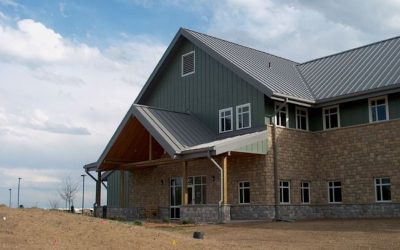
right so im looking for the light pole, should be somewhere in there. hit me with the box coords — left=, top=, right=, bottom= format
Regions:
left=17, top=177, right=22, bottom=208
left=8, top=188, right=11, bottom=208
left=81, top=174, right=86, bottom=214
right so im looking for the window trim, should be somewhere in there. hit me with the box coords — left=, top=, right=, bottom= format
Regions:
left=374, top=177, right=392, bottom=203
left=238, top=181, right=250, bottom=204
left=181, top=51, right=195, bottom=77
left=219, top=107, right=233, bottom=133
left=236, top=103, right=252, bottom=130
left=295, top=106, right=309, bottom=131
left=300, top=181, right=311, bottom=204
left=327, top=181, right=342, bottom=204
left=279, top=180, right=291, bottom=204
left=368, top=95, right=389, bottom=123
left=274, top=102, right=289, bottom=128
left=322, top=105, right=341, bottom=130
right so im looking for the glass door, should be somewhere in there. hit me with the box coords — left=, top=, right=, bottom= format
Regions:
left=170, top=177, right=182, bottom=219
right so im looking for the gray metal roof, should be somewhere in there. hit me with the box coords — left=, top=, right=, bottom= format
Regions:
left=183, top=29, right=315, bottom=101
left=132, top=104, right=215, bottom=155
left=298, top=36, right=400, bottom=102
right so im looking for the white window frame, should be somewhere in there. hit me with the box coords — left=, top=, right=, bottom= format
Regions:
left=188, top=176, right=206, bottom=205
left=328, top=181, right=342, bottom=203
left=375, top=177, right=391, bottom=202
left=295, top=107, right=309, bottom=130
left=369, top=96, right=389, bottom=123
left=238, top=181, right=250, bottom=204
left=275, top=102, right=289, bottom=128
left=279, top=180, right=291, bottom=204
left=181, top=51, right=195, bottom=77
left=219, top=107, right=233, bottom=133
left=323, top=105, right=340, bottom=130
left=300, top=181, right=310, bottom=204
left=236, top=103, right=251, bottom=130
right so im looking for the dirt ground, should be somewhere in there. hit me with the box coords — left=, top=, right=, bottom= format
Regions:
left=1, top=205, right=400, bottom=249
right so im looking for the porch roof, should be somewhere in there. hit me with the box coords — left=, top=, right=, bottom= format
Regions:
left=90, top=104, right=267, bottom=171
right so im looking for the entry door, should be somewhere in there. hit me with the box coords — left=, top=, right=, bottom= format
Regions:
left=170, top=177, right=182, bottom=219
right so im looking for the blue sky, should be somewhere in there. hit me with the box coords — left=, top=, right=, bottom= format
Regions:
left=1, top=0, right=400, bottom=208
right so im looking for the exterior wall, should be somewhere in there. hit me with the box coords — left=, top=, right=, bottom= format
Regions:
left=140, top=38, right=266, bottom=136
left=107, top=171, right=129, bottom=208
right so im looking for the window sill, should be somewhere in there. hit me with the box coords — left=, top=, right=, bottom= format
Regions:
left=375, top=200, right=392, bottom=203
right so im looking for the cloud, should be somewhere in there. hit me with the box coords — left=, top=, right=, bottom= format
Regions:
left=0, top=0, right=20, bottom=7
left=0, top=18, right=165, bottom=206
left=190, top=0, right=400, bottom=62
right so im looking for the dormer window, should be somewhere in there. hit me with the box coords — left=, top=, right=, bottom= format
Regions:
left=182, top=51, right=195, bottom=77
left=236, top=103, right=251, bottom=130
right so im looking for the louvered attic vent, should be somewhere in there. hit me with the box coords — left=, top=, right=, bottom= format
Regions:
left=182, top=51, right=195, bottom=76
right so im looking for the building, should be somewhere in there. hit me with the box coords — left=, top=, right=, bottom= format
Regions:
left=84, top=28, right=400, bottom=222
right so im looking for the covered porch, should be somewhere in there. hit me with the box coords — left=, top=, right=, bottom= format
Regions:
left=85, top=104, right=267, bottom=223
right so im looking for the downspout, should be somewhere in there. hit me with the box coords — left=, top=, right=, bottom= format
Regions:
left=268, top=97, right=288, bottom=221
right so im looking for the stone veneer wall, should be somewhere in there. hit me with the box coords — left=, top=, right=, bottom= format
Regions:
left=115, top=119, right=400, bottom=222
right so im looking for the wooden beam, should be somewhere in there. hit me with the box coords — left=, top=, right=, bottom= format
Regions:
left=149, top=133, right=153, bottom=161
left=121, top=158, right=184, bottom=169
left=182, top=161, right=188, bottom=205
left=96, top=171, right=101, bottom=206
left=223, top=156, right=228, bottom=205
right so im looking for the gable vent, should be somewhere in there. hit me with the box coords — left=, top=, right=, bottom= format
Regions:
left=182, top=51, right=195, bottom=76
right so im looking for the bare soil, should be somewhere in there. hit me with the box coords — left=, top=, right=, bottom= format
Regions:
left=1, top=205, right=400, bottom=249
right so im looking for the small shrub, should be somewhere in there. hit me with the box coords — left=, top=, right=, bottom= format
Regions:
left=162, top=217, right=170, bottom=223
left=133, top=220, right=143, bottom=226
left=182, top=219, right=194, bottom=225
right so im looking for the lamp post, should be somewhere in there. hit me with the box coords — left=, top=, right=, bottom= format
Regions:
left=17, top=177, right=22, bottom=208
left=8, top=188, right=11, bottom=208
left=81, top=174, right=86, bottom=214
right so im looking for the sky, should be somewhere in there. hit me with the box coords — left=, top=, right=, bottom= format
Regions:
left=1, top=0, right=400, bottom=208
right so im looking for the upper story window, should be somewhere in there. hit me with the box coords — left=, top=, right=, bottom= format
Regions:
left=275, top=102, right=288, bottom=127
left=181, top=51, right=195, bottom=77
left=323, top=105, right=340, bottom=130
left=236, top=103, right=251, bottom=130
left=369, top=96, right=389, bottom=123
left=219, top=107, right=233, bottom=133
left=296, top=107, right=308, bottom=130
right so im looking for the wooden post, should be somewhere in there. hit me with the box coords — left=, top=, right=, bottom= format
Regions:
left=183, top=161, right=188, bottom=205
left=148, top=133, right=153, bottom=161
left=96, top=171, right=101, bottom=206
left=223, top=155, right=228, bottom=205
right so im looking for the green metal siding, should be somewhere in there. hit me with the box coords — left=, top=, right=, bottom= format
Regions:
left=340, top=99, right=369, bottom=127
left=107, top=171, right=129, bottom=208
left=389, top=92, right=400, bottom=119
left=235, top=139, right=267, bottom=154
left=140, top=38, right=266, bottom=135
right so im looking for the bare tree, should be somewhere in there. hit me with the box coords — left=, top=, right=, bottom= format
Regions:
left=48, top=198, right=60, bottom=209
left=58, top=175, right=79, bottom=209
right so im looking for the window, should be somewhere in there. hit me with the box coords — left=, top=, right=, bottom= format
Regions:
left=279, top=180, right=290, bottom=204
left=239, top=181, right=250, bottom=204
left=369, top=96, right=389, bottom=122
left=181, top=51, right=195, bottom=76
left=219, top=107, right=233, bottom=133
left=323, top=106, right=340, bottom=130
left=296, top=107, right=308, bottom=130
left=188, top=176, right=206, bottom=204
left=328, top=181, right=342, bottom=203
left=301, top=181, right=310, bottom=204
left=375, top=177, right=391, bottom=202
left=275, top=102, right=288, bottom=127
left=236, top=103, right=251, bottom=130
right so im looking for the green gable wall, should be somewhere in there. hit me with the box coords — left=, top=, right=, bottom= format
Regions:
left=140, top=38, right=266, bottom=135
